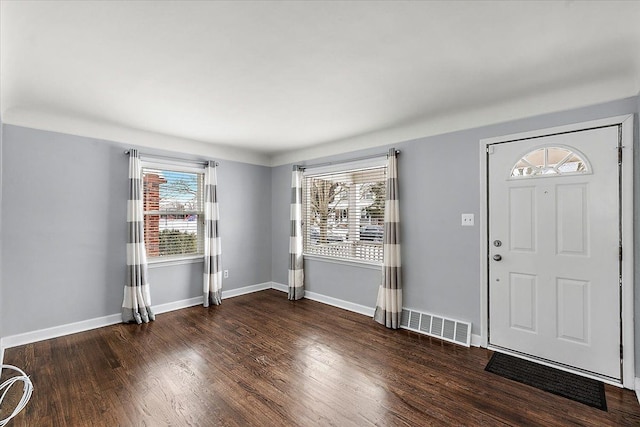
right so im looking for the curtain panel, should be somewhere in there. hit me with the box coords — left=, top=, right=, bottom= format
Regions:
left=204, top=160, right=223, bottom=306
left=288, top=165, right=305, bottom=300
left=374, top=148, right=402, bottom=328
left=122, top=149, right=155, bottom=324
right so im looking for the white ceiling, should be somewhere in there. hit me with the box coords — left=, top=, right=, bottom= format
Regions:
left=2, top=1, right=640, bottom=165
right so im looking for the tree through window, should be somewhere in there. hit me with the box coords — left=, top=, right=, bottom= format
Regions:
left=303, top=166, right=386, bottom=263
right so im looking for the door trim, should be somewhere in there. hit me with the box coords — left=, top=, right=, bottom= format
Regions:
left=478, top=114, right=634, bottom=388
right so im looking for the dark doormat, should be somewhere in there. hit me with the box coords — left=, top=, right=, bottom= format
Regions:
left=485, top=352, right=607, bottom=411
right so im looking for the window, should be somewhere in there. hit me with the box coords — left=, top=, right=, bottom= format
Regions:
left=303, top=164, right=387, bottom=263
left=142, top=164, right=204, bottom=260
left=510, top=146, right=589, bottom=178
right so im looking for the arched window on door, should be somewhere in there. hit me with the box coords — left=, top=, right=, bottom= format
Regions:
left=510, top=146, right=590, bottom=178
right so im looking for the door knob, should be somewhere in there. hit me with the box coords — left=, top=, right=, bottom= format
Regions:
left=493, top=254, right=502, bottom=261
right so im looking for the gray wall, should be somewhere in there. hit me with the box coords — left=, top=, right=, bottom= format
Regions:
left=272, top=97, right=639, bottom=343
left=271, top=164, right=290, bottom=287
left=1, top=126, right=126, bottom=336
left=0, top=125, right=272, bottom=337
left=216, top=159, right=272, bottom=289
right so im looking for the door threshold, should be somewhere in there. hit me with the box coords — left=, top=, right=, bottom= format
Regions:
left=487, top=345, right=622, bottom=388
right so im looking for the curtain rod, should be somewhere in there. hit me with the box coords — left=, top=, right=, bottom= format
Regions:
left=298, top=149, right=399, bottom=171
left=124, top=150, right=219, bottom=167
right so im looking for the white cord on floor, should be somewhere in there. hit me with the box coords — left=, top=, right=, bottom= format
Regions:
left=0, top=365, right=33, bottom=426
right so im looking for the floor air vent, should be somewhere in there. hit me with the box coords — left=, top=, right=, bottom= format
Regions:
left=400, top=308, right=471, bottom=347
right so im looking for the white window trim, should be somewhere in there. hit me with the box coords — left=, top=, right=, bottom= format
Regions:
left=508, top=144, right=592, bottom=180
left=141, top=159, right=205, bottom=175
left=141, top=159, right=206, bottom=265
left=148, top=255, right=204, bottom=268
left=303, top=253, right=382, bottom=270
left=302, top=157, right=387, bottom=177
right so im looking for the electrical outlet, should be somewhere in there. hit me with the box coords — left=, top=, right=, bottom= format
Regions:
left=223, top=270, right=229, bottom=278
left=461, top=213, right=474, bottom=226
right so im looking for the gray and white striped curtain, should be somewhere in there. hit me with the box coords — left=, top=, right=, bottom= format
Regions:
left=204, top=160, right=223, bottom=307
left=288, top=165, right=304, bottom=300
left=374, top=148, right=402, bottom=328
left=123, top=149, right=155, bottom=324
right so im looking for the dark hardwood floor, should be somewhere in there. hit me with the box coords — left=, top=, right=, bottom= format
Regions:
left=2, top=289, right=640, bottom=426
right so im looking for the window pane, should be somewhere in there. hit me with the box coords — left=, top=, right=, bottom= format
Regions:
left=158, top=216, right=200, bottom=256
left=143, top=168, right=204, bottom=258
left=303, top=166, right=386, bottom=263
left=510, top=147, right=589, bottom=178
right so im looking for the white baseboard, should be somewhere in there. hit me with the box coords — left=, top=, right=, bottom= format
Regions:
left=152, top=282, right=274, bottom=315
left=222, top=282, right=273, bottom=299
left=471, top=334, right=482, bottom=348
left=1, top=282, right=275, bottom=349
left=153, top=297, right=202, bottom=315
left=270, top=282, right=375, bottom=317
left=271, top=282, right=288, bottom=293
left=1, top=313, right=123, bottom=349
left=635, top=377, right=640, bottom=404
left=272, top=283, right=482, bottom=341
left=1, top=281, right=480, bottom=353
left=305, top=290, right=375, bottom=317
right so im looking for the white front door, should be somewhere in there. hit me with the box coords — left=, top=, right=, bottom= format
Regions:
left=488, top=125, right=621, bottom=380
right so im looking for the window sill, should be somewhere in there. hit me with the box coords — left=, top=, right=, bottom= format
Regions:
left=148, top=255, right=204, bottom=268
left=303, top=254, right=382, bottom=270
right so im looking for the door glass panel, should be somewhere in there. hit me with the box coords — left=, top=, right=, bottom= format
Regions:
left=510, top=146, right=589, bottom=178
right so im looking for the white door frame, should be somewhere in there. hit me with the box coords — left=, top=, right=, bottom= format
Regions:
left=479, top=114, right=635, bottom=388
